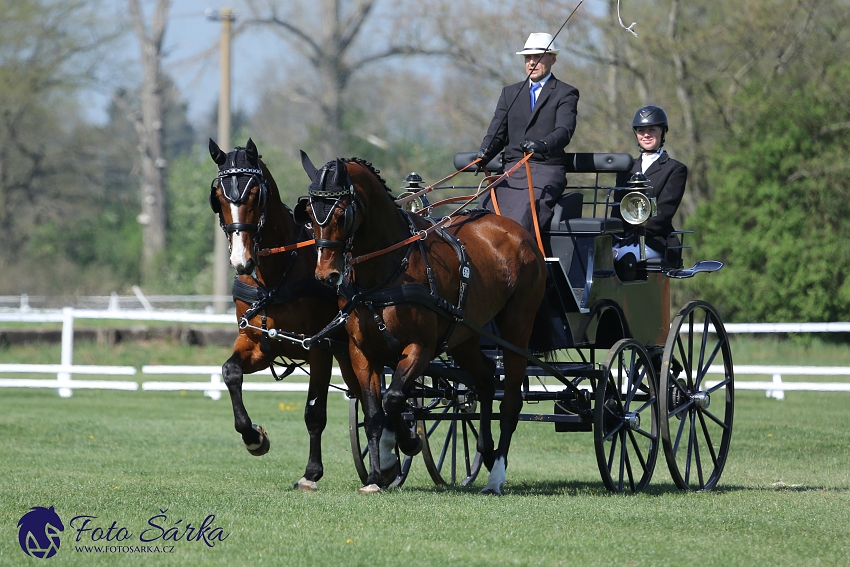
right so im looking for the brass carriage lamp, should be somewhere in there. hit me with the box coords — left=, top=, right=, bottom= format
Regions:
left=620, top=173, right=657, bottom=262
left=397, top=172, right=431, bottom=214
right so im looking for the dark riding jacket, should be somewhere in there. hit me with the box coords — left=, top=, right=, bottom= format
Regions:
left=479, top=75, right=579, bottom=165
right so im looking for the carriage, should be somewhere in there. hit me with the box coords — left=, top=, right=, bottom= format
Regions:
left=209, top=140, right=733, bottom=496
left=347, top=151, right=734, bottom=494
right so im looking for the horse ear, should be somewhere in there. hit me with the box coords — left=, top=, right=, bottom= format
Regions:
left=209, top=139, right=227, bottom=165
left=333, top=158, right=348, bottom=188
left=245, top=138, right=259, bottom=165
left=300, top=150, right=318, bottom=183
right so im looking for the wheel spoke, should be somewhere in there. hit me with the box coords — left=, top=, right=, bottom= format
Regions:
left=705, top=377, right=732, bottom=395
left=426, top=401, right=453, bottom=437
left=685, top=409, right=696, bottom=485
left=623, top=436, right=634, bottom=492
left=618, top=431, right=627, bottom=492
left=697, top=339, right=724, bottom=389
left=701, top=406, right=731, bottom=430
left=693, top=417, right=705, bottom=489
left=436, top=419, right=455, bottom=472
left=672, top=404, right=690, bottom=455
left=626, top=428, right=648, bottom=470
left=697, top=409, right=720, bottom=469
left=667, top=398, right=694, bottom=421
left=607, top=428, right=620, bottom=470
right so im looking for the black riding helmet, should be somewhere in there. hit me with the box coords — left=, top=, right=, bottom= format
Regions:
left=631, top=105, right=668, bottom=148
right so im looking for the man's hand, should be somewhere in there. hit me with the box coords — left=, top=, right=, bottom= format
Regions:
left=520, top=140, right=548, bottom=157
left=475, top=149, right=493, bottom=171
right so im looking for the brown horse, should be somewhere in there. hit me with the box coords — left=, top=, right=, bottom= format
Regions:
left=297, top=153, right=546, bottom=494
left=209, top=138, right=361, bottom=491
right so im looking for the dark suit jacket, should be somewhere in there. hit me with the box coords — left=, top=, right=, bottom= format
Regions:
left=480, top=75, right=579, bottom=165
left=616, top=151, right=687, bottom=262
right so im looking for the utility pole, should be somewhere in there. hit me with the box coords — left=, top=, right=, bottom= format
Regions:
left=206, top=7, right=236, bottom=313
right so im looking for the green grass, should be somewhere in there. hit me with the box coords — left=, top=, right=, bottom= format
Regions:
left=1, top=385, right=849, bottom=566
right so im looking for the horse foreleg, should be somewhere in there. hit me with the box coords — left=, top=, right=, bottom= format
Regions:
left=481, top=351, right=526, bottom=495
left=294, top=348, right=333, bottom=491
left=383, top=344, right=430, bottom=457
left=222, top=352, right=270, bottom=456
left=360, top=374, right=386, bottom=493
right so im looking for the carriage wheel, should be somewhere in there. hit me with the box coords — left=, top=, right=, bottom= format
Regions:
left=348, top=398, right=412, bottom=488
left=415, top=377, right=483, bottom=486
left=594, top=338, right=660, bottom=493
left=659, top=301, right=734, bottom=491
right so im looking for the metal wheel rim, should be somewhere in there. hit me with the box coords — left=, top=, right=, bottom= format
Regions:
left=594, top=338, right=660, bottom=493
left=659, top=300, right=734, bottom=491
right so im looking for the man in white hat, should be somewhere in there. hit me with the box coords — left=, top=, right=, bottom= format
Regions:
left=477, top=32, right=579, bottom=235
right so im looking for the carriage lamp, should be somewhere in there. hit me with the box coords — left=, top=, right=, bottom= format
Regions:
left=620, top=192, right=654, bottom=225
left=398, top=172, right=431, bottom=214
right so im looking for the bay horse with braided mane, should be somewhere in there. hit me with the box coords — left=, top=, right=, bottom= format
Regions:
left=208, top=138, right=361, bottom=491
left=297, top=153, right=546, bottom=494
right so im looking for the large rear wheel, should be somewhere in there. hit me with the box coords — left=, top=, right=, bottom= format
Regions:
left=594, top=339, right=659, bottom=493
left=659, top=301, right=734, bottom=491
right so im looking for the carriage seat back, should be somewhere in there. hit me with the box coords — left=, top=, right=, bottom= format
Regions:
left=564, top=153, right=634, bottom=173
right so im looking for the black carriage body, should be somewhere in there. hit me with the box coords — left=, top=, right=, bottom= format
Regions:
left=351, top=152, right=733, bottom=493
left=529, top=153, right=669, bottom=352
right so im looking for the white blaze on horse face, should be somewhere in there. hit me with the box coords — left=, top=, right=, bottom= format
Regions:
left=228, top=203, right=250, bottom=269
left=379, top=428, right=398, bottom=470
left=481, top=456, right=506, bottom=495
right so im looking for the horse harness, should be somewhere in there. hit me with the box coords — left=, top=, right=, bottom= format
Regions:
left=306, top=204, right=474, bottom=360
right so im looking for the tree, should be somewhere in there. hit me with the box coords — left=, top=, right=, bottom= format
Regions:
left=126, top=0, right=170, bottom=279
left=685, top=61, right=850, bottom=322
left=244, top=0, right=447, bottom=160
left=0, top=0, right=119, bottom=293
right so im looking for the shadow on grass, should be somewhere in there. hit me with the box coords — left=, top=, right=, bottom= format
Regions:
left=391, top=479, right=850, bottom=497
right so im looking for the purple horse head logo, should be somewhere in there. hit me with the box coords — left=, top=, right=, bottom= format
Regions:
left=17, top=506, right=64, bottom=559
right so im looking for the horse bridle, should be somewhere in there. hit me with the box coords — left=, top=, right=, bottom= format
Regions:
left=300, top=166, right=362, bottom=251
left=210, top=163, right=269, bottom=244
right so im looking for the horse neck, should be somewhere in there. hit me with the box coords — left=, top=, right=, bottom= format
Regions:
left=254, top=167, right=316, bottom=286
left=350, top=173, right=412, bottom=286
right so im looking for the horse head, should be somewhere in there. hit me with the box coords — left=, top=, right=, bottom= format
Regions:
left=297, top=151, right=362, bottom=287
left=209, top=138, right=271, bottom=275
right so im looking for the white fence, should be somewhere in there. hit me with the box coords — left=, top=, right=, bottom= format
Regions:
left=1, top=307, right=849, bottom=400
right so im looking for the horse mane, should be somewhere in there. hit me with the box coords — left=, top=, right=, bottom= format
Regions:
left=342, top=157, right=393, bottom=196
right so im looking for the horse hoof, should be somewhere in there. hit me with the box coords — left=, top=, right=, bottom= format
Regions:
left=358, top=484, right=382, bottom=494
left=244, top=425, right=270, bottom=456
left=294, top=477, right=318, bottom=491
left=480, top=487, right=502, bottom=496
left=398, top=435, right=422, bottom=457
left=381, top=460, right=400, bottom=488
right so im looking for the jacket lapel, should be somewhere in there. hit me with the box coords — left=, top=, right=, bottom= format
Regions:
left=643, top=152, right=669, bottom=177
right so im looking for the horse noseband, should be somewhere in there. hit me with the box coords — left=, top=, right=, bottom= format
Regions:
left=210, top=167, right=269, bottom=235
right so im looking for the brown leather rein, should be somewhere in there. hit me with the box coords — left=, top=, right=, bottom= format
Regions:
left=258, top=152, right=538, bottom=260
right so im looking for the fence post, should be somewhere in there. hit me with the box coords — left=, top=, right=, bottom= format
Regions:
left=766, top=373, right=785, bottom=400
left=57, top=307, right=74, bottom=397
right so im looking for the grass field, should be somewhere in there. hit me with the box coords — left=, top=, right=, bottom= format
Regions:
left=1, top=336, right=850, bottom=566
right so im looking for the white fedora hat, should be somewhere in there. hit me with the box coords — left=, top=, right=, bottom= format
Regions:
left=516, top=32, right=559, bottom=55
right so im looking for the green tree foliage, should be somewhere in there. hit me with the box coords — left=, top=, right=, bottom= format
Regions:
left=686, top=62, right=850, bottom=322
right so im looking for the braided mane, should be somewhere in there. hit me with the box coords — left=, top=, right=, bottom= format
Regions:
left=342, top=157, right=393, bottom=195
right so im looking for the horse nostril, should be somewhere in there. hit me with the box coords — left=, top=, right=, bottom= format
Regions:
left=326, top=272, right=341, bottom=286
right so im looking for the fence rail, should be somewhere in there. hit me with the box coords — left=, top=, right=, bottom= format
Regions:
left=1, top=307, right=850, bottom=400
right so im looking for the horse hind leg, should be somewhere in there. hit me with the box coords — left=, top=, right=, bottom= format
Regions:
left=448, top=338, right=497, bottom=471
left=222, top=352, right=270, bottom=456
